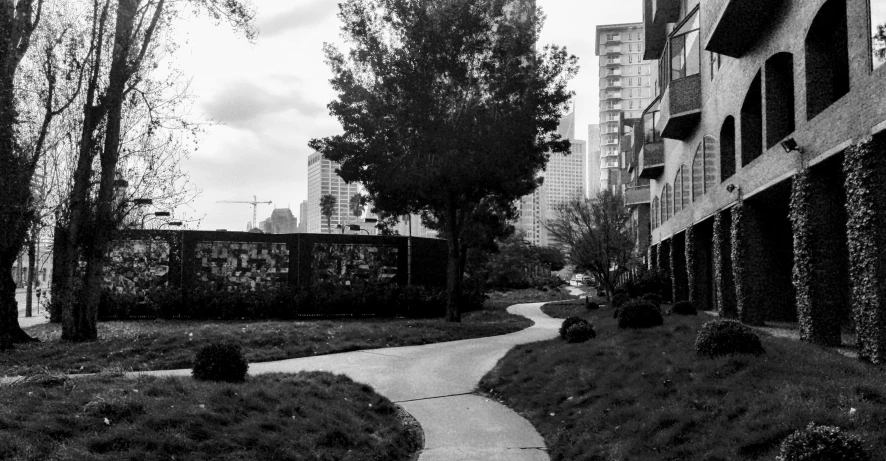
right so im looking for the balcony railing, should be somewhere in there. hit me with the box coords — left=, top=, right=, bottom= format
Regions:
left=603, top=36, right=622, bottom=45
left=659, top=74, right=702, bottom=140
left=639, top=140, right=664, bottom=179
left=605, top=48, right=622, bottom=56
left=604, top=93, right=623, bottom=101
left=604, top=105, right=623, bottom=112
left=705, top=0, right=785, bottom=58
left=624, top=185, right=651, bottom=207
left=604, top=80, right=623, bottom=89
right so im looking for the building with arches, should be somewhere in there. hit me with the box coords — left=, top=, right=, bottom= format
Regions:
left=639, top=0, right=886, bottom=362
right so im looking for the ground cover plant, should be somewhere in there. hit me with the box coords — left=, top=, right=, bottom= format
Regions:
left=479, top=308, right=886, bottom=460
left=482, top=287, right=575, bottom=312
left=0, top=303, right=531, bottom=376
left=0, top=371, right=420, bottom=461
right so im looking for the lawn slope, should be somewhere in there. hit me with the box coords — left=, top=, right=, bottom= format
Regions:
left=479, top=307, right=886, bottom=460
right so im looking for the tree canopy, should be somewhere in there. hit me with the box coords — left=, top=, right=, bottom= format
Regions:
left=309, top=0, right=577, bottom=320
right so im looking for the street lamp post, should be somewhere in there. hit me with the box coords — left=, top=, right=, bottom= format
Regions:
left=142, top=211, right=171, bottom=229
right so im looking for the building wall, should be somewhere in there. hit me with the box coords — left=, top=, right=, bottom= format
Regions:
left=647, top=0, right=886, bottom=244
left=307, top=152, right=362, bottom=234
left=597, top=22, right=655, bottom=191
left=587, top=124, right=601, bottom=196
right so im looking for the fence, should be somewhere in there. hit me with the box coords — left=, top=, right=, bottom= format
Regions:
left=96, top=230, right=447, bottom=297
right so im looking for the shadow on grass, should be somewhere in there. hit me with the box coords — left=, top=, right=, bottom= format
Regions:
left=479, top=307, right=886, bottom=460
left=0, top=371, right=420, bottom=461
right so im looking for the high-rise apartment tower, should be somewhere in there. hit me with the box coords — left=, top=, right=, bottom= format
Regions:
left=306, top=152, right=361, bottom=234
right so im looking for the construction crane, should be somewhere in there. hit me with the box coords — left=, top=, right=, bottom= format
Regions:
left=217, top=195, right=272, bottom=230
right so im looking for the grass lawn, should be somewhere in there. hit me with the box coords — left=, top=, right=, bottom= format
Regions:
left=0, top=371, right=419, bottom=461
left=483, top=287, right=576, bottom=312
left=2, top=304, right=531, bottom=376
left=479, top=304, right=886, bottom=460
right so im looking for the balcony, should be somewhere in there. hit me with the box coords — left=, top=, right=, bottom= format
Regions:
left=604, top=80, right=622, bottom=89
left=704, top=0, right=786, bottom=58
left=653, top=0, right=681, bottom=25
left=624, top=185, right=651, bottom=207
left=639, top=140, right=664, bottom=179
left=659, top=74, right=702, bottom=140
left=603, top=36, right=622, bottom=45
left=604, top=93, right=623, bottom=101
left=605, top=48, right=622, bottom=56
left=605, top=60, right=621, bottom=68
left=604, top=105, right=623, bottom=112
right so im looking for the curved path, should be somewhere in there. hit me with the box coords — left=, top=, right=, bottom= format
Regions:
left=137, top=302, right=563, bottom=460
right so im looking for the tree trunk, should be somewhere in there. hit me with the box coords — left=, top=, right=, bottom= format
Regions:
left=25, top=229, right=35, bottom=317
left=0, top=251, right=36, bottom=344
left=444, top=201, right=462, bottom=322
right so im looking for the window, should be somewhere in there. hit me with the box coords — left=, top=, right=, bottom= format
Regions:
left=873, top=0, right=886, bottom=70
left=670, top=9, right=700, bottom=81
left=805, top=0, right=849, bottom=119
left=765, top=53, right=795, bottom=148
left=741, top=72, right=763, bottom=166
left=643, top=100, right=661, bottom=143
left=703, top=136, right=719, bottom=192
left=720, top=117, right=736, bottom=181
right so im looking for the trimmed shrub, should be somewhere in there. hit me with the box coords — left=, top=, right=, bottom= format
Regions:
left=695, top=320, right=764, bottom=357
left=559, top=317, right=586, bottom=340
left=672, top=300, right=697, bottom=316
left=596, top=290, right=606, bottom=297
left=192, top=343, right=249, bottom=383
left=617, top=300, right=664, bottom=329
left=611, top=292, right=631, bottom=309
left=776, top=423, right=870, bottom=461
left=564, top=320, right=596, bottom=343
left=585, top=299, right=599, bottom=311
left=641, top=293, right=662, bottom=308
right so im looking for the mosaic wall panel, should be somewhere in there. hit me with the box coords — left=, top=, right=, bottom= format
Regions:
left=312, top=243, right=398, bottom=285
left=104, top=239, right=171, bottom=295
left=195, top=241, right=289, bottom=289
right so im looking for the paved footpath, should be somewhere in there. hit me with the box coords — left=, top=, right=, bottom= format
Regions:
left=136, top=302, right=564, bottom=461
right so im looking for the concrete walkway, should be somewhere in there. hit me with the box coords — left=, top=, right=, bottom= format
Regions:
left=134, top=302, right=565, bottom=461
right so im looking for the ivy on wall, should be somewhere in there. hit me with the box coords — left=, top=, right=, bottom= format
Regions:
left=789, top=169, right=842, bottom=346
left=712, top=211, right=737, bottom=319
left=685, top=225, right=696, bottom=305
left=650, top=244, right=658, bottom=271
left=670, top=235, right=688, bottom=302
left=844, top=136, right=886, bottom=363
left=731, top=203, right=764, bottom=325
left=658, top=240, right=672, bottom=302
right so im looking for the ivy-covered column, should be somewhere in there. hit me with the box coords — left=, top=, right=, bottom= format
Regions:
left=670, top=232, right=688, bottom=303
left=687, top=223, right=713, bottom=312
left=649, top=244, right=658, bottom=271
left=790, top=169, right=850, bottom=347
left=731, top=203, right=766, bottom=325
left=712, top=210, right=737, bottom=319
left=658, top=239, right=672, bottom=302
left=844, top=136, right=886, bottom=363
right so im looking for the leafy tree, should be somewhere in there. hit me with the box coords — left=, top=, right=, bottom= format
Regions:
left=535, top=245, right=566, bottom=272
left=54, top=0, right=255, bottom=341
left=546, top=189, right=638, bottom=299
left=320, top=194, right=337, bottom=234
left=309, top=0, right=577, bottom=321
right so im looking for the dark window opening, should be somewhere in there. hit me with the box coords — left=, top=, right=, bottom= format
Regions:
left=765, top=53, right=795, bottom=149
left=805, top=0, right=849, bottom=120
left=720, top=117, right=736, bottom=180
left=741, top=72, right=763, bottom=166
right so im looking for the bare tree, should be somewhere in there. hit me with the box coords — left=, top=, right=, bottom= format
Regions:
left=546, top=189, right=639, bottom=299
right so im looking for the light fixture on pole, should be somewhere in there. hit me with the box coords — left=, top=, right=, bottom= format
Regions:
left=160, top=221, right=183, bottom=228
left=780, top=138, right=799, bottom=153
left=142, top=211, right=171, bottom=228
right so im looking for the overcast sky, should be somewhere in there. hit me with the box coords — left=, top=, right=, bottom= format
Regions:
left=178, top=0, right=642, bottom=231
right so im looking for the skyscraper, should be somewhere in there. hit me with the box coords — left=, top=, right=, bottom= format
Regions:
left=306, top=152, right=361, bottom=234
left=298, top=200, right=307, bottom=233
left=596, top=22, right=653, bottom=191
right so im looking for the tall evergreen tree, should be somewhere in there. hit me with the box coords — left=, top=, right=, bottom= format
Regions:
left=310, top=0, right=577, bottom=321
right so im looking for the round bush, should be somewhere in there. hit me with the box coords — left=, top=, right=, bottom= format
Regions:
left=564, top=320, right=596, bottom=343
left=672, top=300, right=697, bottom=316
left=695, top=320, right=764, bottom=357
left=585, top=299, right=600, bottom=311
left=617, top=300, right=664, bottom=329
left=776, top=423, right=870, bottom=461
left=192, top=343, right=249, bottom=382
left=641, top=292, right=662, bottom=307
left=611, top=292, right=631, bottom=309
left=559, top=317, right=585, bottom=340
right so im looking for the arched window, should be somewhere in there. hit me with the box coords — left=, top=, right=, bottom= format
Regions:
left=681, top=165, right=690, bottom=209
left=653, top=196, right=660, bottom=228
left=765, top=53, right=795, bottom=148
left=741, top=71, right=763, bottom=166
left=703, top=135, right=719, bottom=192
left=674, top=171, right=683, bottom=214
left=805, top=0, right=849, bottom=120
left=720, top=116, right=736, bottom=180
left=665, top=184, right=673, bottom=221
left=692, top=144, right=704, bottom=201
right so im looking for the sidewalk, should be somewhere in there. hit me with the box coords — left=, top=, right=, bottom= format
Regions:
left=134, top=302, right=564, bottom=461
left=13, top=288, right=49, bottom=329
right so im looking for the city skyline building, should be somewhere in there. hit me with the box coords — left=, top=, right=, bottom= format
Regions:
left=258, top=208, right=299, bottom=234
left=298, top=200, right=308, bottom=233
left=306, top=151, right=361, bottom=234
left=596, top=22, right=654, bottom=192
left=587, top=123, right=601, bottom=196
